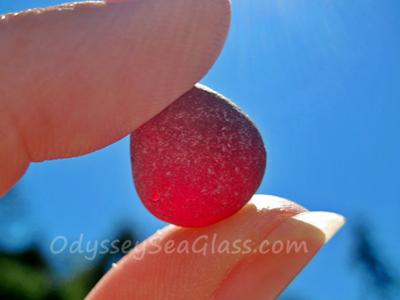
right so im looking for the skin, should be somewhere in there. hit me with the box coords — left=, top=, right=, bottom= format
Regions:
left=0, top=1, right=345, bottom=299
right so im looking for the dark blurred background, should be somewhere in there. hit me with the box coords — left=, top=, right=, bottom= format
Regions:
left=1, top=0, right=399, bottom=299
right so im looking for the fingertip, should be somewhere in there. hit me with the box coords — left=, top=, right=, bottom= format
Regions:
left=0, top=0, right=231, bottom=194
left=292, top=211, right=346, bottom=243
left=214, top=211, right=345, bottom=299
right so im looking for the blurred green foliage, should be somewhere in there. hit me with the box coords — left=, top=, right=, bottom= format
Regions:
left=0, top=231, right=136, bottom=300
left=352, top=222, right=399, bottom=300
left=1, top=189, right=399, bottom=299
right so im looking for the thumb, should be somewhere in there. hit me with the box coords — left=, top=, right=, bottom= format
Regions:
left=0, top=0, right=230, bottom=195
left=86, top=195, right=345, bottom=300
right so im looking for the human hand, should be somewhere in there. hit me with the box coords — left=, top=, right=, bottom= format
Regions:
left=0, top=1, right=344, bottom=299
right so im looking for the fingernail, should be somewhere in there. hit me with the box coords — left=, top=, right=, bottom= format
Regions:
left=215, top=211, right=345, bottom=300
left=292, top=211, right=346, bottom=243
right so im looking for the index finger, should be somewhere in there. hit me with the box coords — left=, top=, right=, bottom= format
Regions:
left=86, top=195, right=345, bottom=300
left=0, top=0, right=231, bottom=195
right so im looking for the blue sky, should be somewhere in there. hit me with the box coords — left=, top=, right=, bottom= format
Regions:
left=1, top=0, right=399, bottom=299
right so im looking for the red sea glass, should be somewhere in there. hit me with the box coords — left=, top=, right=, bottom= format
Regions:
left=131, top=85, right=266, bottom=227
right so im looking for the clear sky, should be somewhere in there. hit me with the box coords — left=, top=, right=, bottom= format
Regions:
left=1, top=1, right=399, bottom=299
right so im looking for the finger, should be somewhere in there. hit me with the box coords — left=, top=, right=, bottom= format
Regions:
left=86, top=195, right=345, bottom=300
left=213, top=211, right=345, bottom=299
left=0, top=0, right=231, bottom=195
